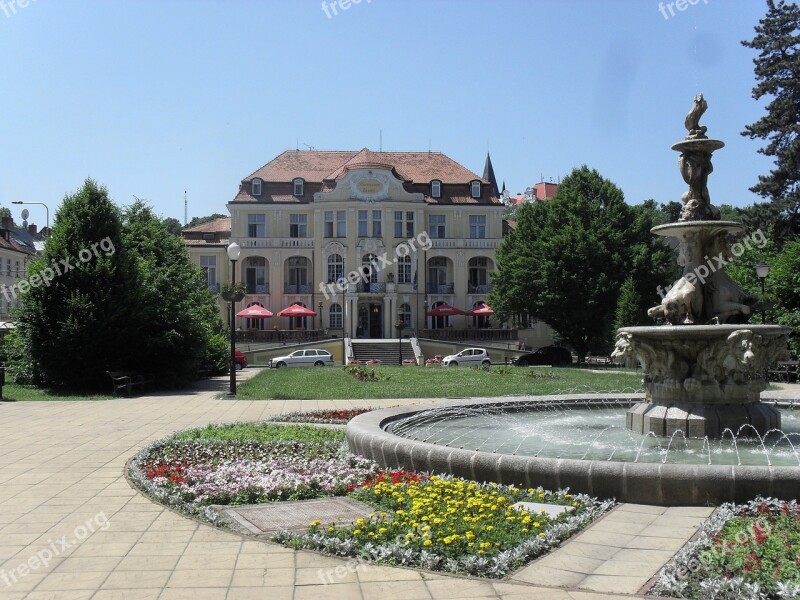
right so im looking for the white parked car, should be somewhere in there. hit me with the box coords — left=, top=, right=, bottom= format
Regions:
left=441, top=348, right=491, bottom=367
left=269, top=349, right=335, bottom=368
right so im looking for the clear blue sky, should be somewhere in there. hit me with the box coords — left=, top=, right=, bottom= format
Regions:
left=0, top=0, right=775, bottom=227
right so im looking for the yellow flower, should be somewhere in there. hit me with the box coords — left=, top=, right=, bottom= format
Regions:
left=328, top=527, right=335, bottom=532
left=353, top=529, right=362, bottom=534
left=423, top=540, right=432, bottom=546
left=309, top=520, right=321, bottom=527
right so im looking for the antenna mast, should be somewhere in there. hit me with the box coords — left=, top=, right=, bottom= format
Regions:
left=184, top=190, right=188, bottom=226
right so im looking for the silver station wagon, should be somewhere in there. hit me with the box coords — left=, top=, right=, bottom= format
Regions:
left=269, top=349, right=335, bottom=368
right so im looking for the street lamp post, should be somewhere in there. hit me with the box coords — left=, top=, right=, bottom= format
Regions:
left=12, top=201, right=50, bottom=233
left=755, top=262, right=770, bottom=325
left=423, top=299, right=429, bottom=336
left=319, top=301, right=324, bottom=334
left=227, top=242, right=241, bottom=396
left=396, top=312, right=404, bottom=366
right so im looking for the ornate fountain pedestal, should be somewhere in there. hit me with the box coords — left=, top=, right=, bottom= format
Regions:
left=612, top=94, right=791, bottom=439
left=617, top=324, right=788, bottom=438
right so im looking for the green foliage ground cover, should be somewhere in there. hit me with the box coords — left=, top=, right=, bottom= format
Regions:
left=236, top=366, right=642, bottom=400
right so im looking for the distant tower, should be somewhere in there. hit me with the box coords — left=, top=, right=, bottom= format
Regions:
left=482, top=152, right=500, bottom=198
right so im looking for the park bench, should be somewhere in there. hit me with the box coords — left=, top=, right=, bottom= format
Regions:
left=769, top=361, right=798, bottom=383
left=107, top=371, right=152, bottom=396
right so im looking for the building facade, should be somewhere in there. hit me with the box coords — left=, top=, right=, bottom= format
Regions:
left=186, top=148, right=505, bottom=339
left=0, top=217, right=39, bottom=321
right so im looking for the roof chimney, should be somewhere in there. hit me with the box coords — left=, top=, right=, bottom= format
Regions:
left=1, top=216, right=13, bottom=231
left=28, top=223, right=38, bottom=235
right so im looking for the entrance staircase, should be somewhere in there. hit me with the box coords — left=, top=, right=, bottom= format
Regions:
left=351, top=339, right=415, bottom=364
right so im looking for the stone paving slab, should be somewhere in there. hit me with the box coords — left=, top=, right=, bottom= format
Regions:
left=219, top=497, right=376, bottom=535
left=511, top=502, right=714, bottom=595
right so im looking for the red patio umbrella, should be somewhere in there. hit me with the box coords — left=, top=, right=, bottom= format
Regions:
left=236, top=305, right=274, bottom=318
left=426, top=302, right=466, bottom=317
left=277, top=303, right=317, bottom=317
left=467, top=303, right=495, bottom=316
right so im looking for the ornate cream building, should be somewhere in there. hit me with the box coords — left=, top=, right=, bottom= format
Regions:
left=184, top=148, right=506, bottom=340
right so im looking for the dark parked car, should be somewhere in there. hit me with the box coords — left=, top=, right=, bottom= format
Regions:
left=511, top=346, right=572, bottom=367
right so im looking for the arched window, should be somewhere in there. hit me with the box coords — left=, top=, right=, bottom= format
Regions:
left=427, top=257, right=449, bottom=293
left=397, top=254, right=412, bottom=284
left=244, top=256, right=268, bottom=294
left=293, top=178, right=305, bottom=196
left=252, top=178, right=262, bottom=196
left=327, top=254, right=344, bottom=283
left=468, top=256, right=489, bottom=293
left=362, top=254, right=378, bottom=284
left=286, top=257, right=309, bottom=293
left=399, top=303, right=412, bottom=329
left=430, top=179, right=442, bottom=198
left=329, top=303, right=343, bottom=329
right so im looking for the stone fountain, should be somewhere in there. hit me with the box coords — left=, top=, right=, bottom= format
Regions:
left=346, top=96, right=798, bottom=505
left=612, top=94, right=790, bottom=438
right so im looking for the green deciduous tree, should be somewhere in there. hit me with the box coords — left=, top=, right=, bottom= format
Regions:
left=726, top=235, right=800, bottom=357
left=9, top=179, right=142, bottom=389
left=122, top=200, right=227, bottom=386
left=187, top=213, right=227, bottom=228
left=741, top=0, right=800, bottom=247
left=8, top=180, right=227, bottom=390
left=162, top=217, right=184, bottom=236
left=489, top=166, right=674, bottom=362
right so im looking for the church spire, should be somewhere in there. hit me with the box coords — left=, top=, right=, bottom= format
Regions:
left=482, top=152, right=500, bottom=198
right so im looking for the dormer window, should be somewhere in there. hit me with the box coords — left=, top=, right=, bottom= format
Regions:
left=252, top=178, right=262, bottom=196
left=430, top=179, right=442, bottom=198
left=293, top=178, right=305, bottom=196
left=471, top=180, right=481, bottom=198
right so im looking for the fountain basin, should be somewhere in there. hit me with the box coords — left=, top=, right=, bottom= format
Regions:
left=346, top=395, right=800, bottom=506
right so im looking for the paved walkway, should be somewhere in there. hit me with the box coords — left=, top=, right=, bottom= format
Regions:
left=3, top=372, right=782, bottom=599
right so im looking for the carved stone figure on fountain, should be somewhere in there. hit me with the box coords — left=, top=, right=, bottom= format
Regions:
left=674, top=94, right=724, bottom=222
left=703, top=233, right=758, bottom=324
left=678, top=152, right=720, bottom=221
left=684, top=93, right=708, bottom=139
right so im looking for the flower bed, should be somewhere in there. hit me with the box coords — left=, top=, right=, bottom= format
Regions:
left=275, top=470, right=614, bottom=578
left=129, top=423, right=614, bottom=578
left=267, top=407, right=374, bottom=424
left=129, top=434, right=379, bottom=525
left=650, top=497, right=800, bottom=599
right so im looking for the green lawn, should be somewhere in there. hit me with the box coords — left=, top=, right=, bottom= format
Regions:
left=1, top=384, right=113, bottom=402
left=236, top=366, right=644, bottom=400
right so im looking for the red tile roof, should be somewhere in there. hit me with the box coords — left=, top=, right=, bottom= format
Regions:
left=182, top=217, right=231, bottom=233
left=246, top=148, right=485, bottom=185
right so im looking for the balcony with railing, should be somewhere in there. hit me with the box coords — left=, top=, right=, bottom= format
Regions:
left=355, top=282, right=387, bottom=294
left=426, top=281, right=454, bottom=295
left=467, top=283, right=493, bottom=295
left=237, top=237, right=314, bottom=249
left=246, top=284, right=270, bottom=295
left=464, top=238, right=500, bottom=249
left=284, top=283, right=313, bottom=294
left=422, top=328, right=517, bottom=342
